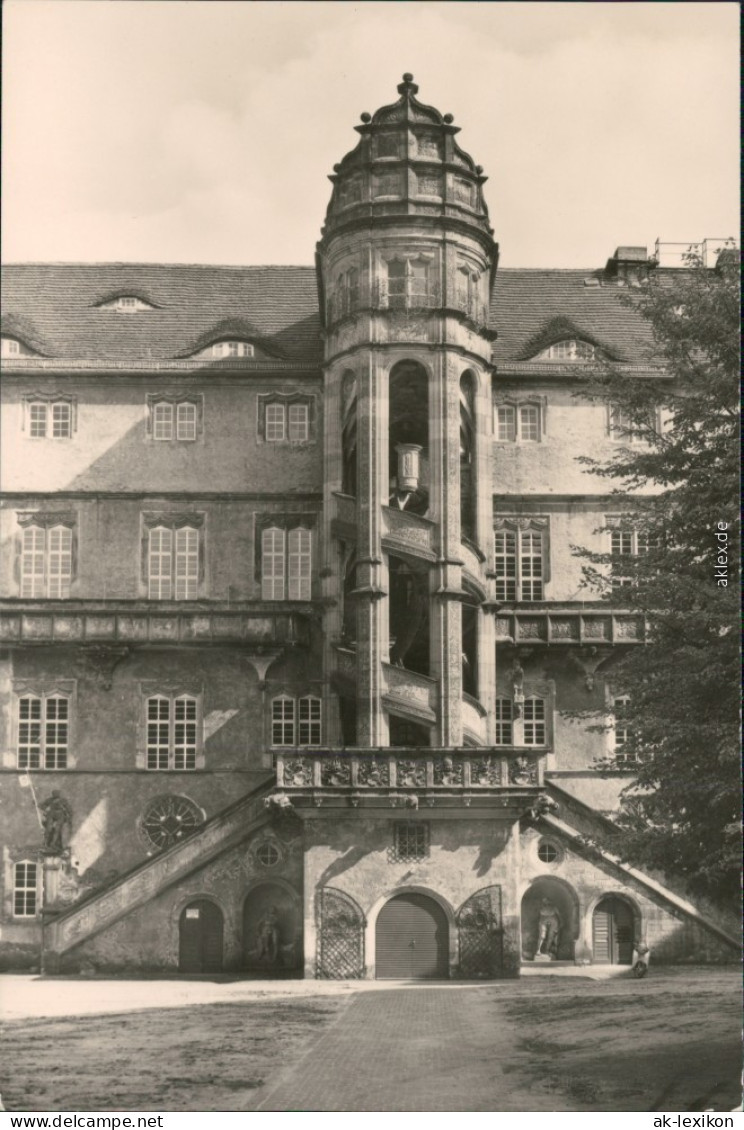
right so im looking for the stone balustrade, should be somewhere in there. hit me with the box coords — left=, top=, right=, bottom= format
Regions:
left=494, top=608, right=646, bottom=645
left=381, top=506, right=436, bottom=561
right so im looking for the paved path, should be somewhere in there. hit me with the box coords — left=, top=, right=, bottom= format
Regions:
left=256, top=986, right=574, bottom=1112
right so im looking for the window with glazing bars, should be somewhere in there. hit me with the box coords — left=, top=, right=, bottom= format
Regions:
left=13, top=862, right=38, bottom=917
left=262, top=527, right=311, bottom=600
left=392, top=822, right=430, bottom=862
left=146, top=695, right=198, bottom=770
left=494, top=527, right=544, bottom=601
left=21, top=524, right=73, bottom=598
left=147, top=526, right=199, bottom=599
left=298, top=696, right=322, bottom=746
left=271, top=696, right=295, bottom=745
left=17, top=694, right=69, bottom=769
left=494, top=697, right=513, bottom=745
left=523, top=697, right=546, bottom=745
left=26, top=401, right=72, bottom=438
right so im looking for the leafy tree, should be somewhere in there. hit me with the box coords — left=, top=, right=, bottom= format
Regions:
left=573, top=246, right=740, bottom=904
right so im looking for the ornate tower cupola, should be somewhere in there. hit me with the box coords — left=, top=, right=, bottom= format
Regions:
left=317, top=76, right=500, bottom=751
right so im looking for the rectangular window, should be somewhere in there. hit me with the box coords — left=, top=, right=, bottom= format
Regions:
left=265, top=403, right=286, bottom=442
left=262, top=528, right=286, bottom=600
left=272, top=697, right=295, bottom=746
left=146, top=695, right=199, bottom=770
left=519, top=405, right=540, bottom=442
left=609, top=405, right=655, bottom=443
left=51, top=403, right=72, bottom=439
left=153, top=402, right=174, bottom=441
left=288, top=527, right=312, bottom=600
left=523, top=697, right=546, bottom=746
left=21, top=524, right=73, bottom=599
left=288, top=403, right=309, bottom=442
left=494, top=526, right=544, bottom=602
left=148, top=527, right=173, bottom=599
left=496, top=406, right=516, bottom=442
left=610, top=528, right=654, bottom=588
left=13, top=862, right=38, bottom=917
left=298, top=696, right=322, bottom=746
left=494, top=698, right=513, bottom=745
left=520, top=531, right=544, bottom=600
left=173, top=697, right=198, bottom=770
left=29, top=403, right=47, bottom=438
left=176, top=401, right=197, bottom=441
left=392, top=822, right=430, bottom=862
left=174, top=527, right=199, bottom=600
left=18, top=695, right=68, bottom=769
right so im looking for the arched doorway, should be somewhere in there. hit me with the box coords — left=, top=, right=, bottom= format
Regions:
left=521, top=877, right=578, bottom=962
left=375, top=892, right=448, bottom=979
left=243, top=882, right=301, bottom=973
left=178, top=899, right=224, bottom=973
left=592, top=896, right=634, bottom=964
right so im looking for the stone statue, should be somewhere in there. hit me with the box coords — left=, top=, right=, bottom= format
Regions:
left=256, top=905, right=281, bottom=964
left=535, top=897, right=561, bottom=958
left=39, top=791, right=72, bottom=855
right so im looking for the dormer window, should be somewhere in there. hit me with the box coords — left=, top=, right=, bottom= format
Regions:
left=99, top=296, right=156, bottom=313
left=2, top=337, right=37, bottom=358
left=534, top=339, right=596, bottom=361
left=200, top=341, right=254, bottom=359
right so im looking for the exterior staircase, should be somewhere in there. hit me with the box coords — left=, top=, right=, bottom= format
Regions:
left=44, top=778, right=276, bottom=961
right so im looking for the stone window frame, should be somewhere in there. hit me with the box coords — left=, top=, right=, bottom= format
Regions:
left=493, top=396, right=548, bottom=443
left=330, top=265, right=361, bottom=322
left=136, top=683, right=205, bottom=771
left=140, top=512, right=206, bottom=601
left=494, top=697, right=513, bottom=746
left=138, top=793, right=205, bottom=852
left=607, top=402, right=660, bottom=444
left=256, top=393, right=317, bottom=445
left=15, top=512, right=78, bottom=599
left=270, top=693, right=322, bottom=748
left=21, top=393, right=77, bottom=439
left=492, top=516, right=551, bottom=602
left=255, top=514, right=317, bottom=602
left=378, top=250, right=438, bottom=310
left=8, top=679, right=77, bottom=771
left=145, top=394, right=204, bottom=443
left=605, top=515, right=657, bottom=590
left=536, top=838, right=563, bottom=865
left=609, top=694, right=637, bottom=765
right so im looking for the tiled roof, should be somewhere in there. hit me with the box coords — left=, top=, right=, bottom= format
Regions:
left=2, top=262, right=655, bottom=366
left=0, top=263, right=323, bottom=364
left=489, top=269, right=654, bottom=366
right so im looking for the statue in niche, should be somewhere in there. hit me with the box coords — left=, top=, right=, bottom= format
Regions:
left=535, top=897, right=561, bottom=959
left=510, top=660, right=525, bottom=717
left=40, top=791, right=72, bottom=855
left=256, top=905, right=281, bottom=964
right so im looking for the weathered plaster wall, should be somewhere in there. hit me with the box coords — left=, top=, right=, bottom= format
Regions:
left=1, top=377, right=323, bottom=494
left=55, top=824, right=304, bottom=973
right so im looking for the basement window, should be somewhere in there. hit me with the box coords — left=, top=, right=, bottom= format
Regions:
left=390, top=822, right=430, bottom=863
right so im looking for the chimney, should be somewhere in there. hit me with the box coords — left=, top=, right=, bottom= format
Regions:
left=605, top=246, right=650, bottom=286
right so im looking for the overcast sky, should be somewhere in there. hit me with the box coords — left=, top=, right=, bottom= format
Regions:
left=1, top=1, right=739, bottom=267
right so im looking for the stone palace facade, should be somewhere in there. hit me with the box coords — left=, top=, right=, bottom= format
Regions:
left=0, top=76, right=737, bottom=976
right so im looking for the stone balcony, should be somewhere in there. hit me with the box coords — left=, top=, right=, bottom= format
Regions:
left=494, top=606, right=646, bottom=646
left=274, top=747, right=545, bottom=813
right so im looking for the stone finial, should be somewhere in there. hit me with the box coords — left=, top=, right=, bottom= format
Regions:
left=360, top=112, right=371, bottom=123
left=397, top=73, right=419, bottom=96
left=443, top=113, right=454, bottom=124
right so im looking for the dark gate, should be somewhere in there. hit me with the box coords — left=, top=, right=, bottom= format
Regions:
left=317, top=887, right=365, bottom=979
left=375, top=892, right=448, bottom=979
left=243, top=883, right=301, bottom=972
left=179, top=899, right=224, bottom=973
left=593, top=896, right=634, bottom=964
left=456, top=885, right=503, bottom=978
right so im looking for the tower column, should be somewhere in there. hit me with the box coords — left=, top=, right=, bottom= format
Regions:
left=355, top=352, right=389, bottom=746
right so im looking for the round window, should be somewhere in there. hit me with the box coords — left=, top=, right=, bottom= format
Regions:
left=140, top=795, right=203, bottom=851
left=537, top=840, right=559, bottom=864
left=256, top=841, right=281, bottom=868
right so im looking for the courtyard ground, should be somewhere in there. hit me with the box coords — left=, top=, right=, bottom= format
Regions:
left=0, top=968, right=741, bottom=1113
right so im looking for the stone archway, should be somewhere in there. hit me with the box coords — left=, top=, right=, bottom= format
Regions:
left=243, top=881, right=302, bottom=974
left=521, top=877, right=578, bottom=962
left=375, top=891, right=449, bottom=979
left=178, top=898, right=224, bottom=974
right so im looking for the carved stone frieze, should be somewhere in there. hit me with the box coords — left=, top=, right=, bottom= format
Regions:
left=433, top=756, right=463, bottom=787
left=508, top=756, right=538, bottom=786
left=471, top=756, right=501, bottom=787
left=320, top=757, right=352, bottom=787
left=283, top=758, right=313, bottom=787
left=357, top=758, right=390, bottom=787
left=396, top=759, right=427, bottom=788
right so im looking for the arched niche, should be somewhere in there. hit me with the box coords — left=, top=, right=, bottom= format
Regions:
left=388, top=360, right=429, bottom=514
left=520, top=876, right=579, bottom=962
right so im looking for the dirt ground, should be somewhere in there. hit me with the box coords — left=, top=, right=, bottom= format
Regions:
left=0, top=967, right=741, bottom=1113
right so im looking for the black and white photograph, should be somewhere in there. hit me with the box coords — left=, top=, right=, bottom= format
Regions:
left=0, top=0, right=740, bottom=1117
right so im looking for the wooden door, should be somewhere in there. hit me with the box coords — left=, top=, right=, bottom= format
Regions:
left=179, top=899, right=224, bottom=973
left=375, top=893, right=448, bottom=979
left=593, top=896, right=633, bottom=965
